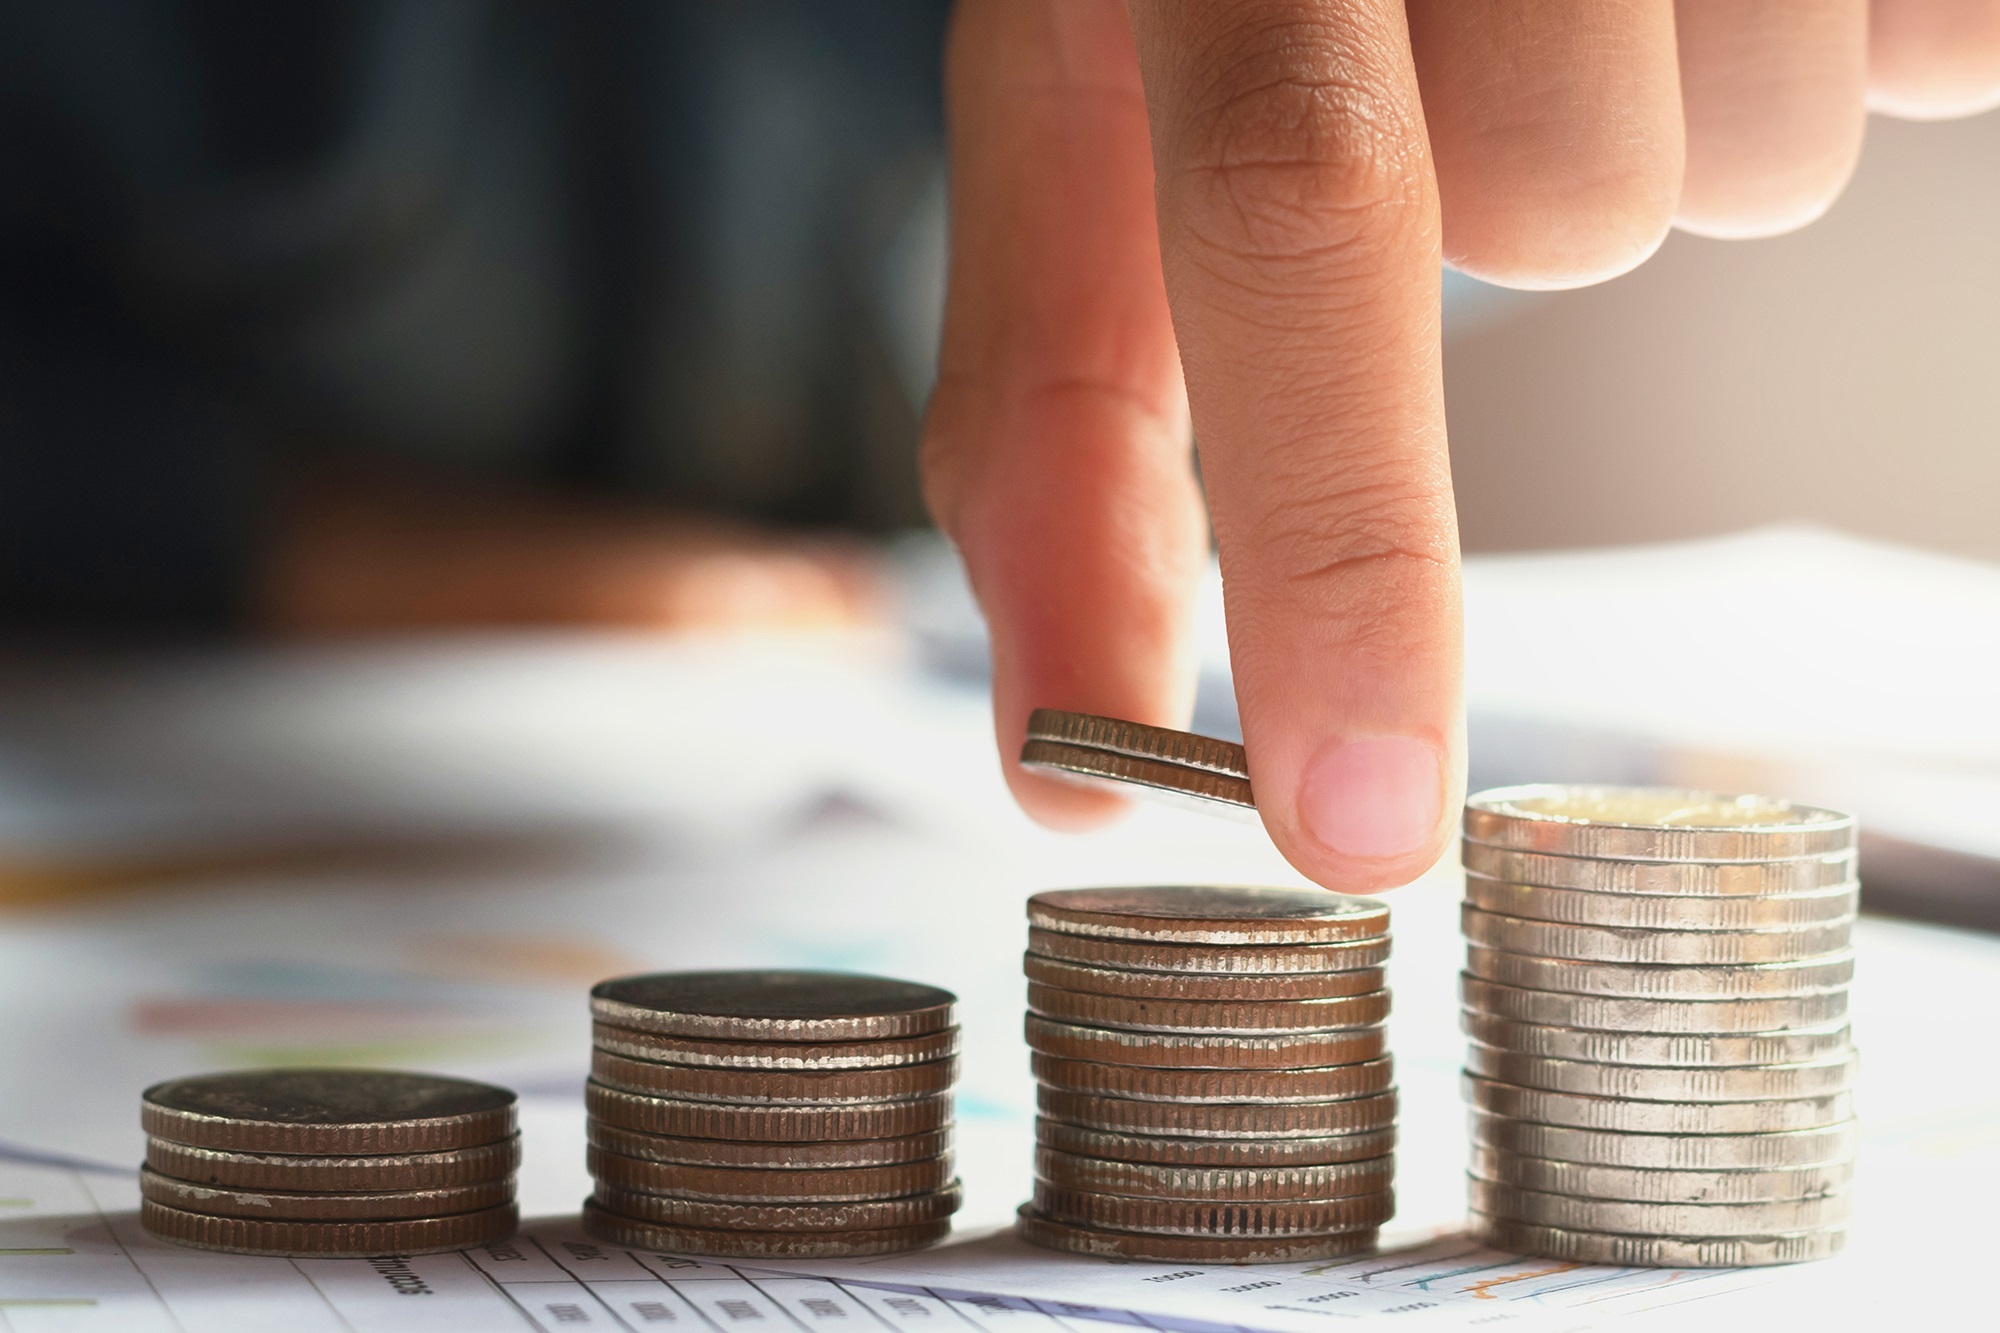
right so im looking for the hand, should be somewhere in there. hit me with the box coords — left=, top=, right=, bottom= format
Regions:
left=921, top=0, right=2000, bottom=891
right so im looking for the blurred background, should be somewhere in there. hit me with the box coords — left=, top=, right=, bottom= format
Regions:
left=2, top=0, right=1998, bottom=1259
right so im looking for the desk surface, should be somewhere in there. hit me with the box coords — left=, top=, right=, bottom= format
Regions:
left=1, top=635, right=1996, bottom=1329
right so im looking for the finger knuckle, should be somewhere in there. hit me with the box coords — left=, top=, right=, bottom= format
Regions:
left=1224, top=456, right=1456, bottom=625
left=1167, top=16, right=1428, bottom=268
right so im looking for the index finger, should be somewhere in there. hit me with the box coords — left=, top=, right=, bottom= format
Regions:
left=1125, top=0, right=1462, bottom=891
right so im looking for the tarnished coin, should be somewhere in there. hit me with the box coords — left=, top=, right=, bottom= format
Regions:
left=1036, top=1147, right=1394, bottom=1202
left=1027, top=983, right=1391, bottom=1035
left=1468, top=1145, right=1853, bottom=1205
left=141, top=1070, right=516, bottom=1155
left=1028, top=928, right=1390, bottom=976
left=1025, top=710, right=1247, bottom=777
left=144, top=1136, right=521, bottom=1192
left=590, top=1050, right=956, bottom=1104
left=1035, top=1120, right=1396, bottom=1168
left=1460, top=1012, right=1854, bottom=1068
left=1038, top=1087, right=1398, bottom=1139
left=1462, top=842, right=1857, bottom=896
left=1025, top=953, right=1384, bottom=1001
left=1029, top=887, right=1389, bottom=945
left=586, top=1080, right=952, bottom=1141
left=587, top=1122, right=951, bottom=1170
left=140, top=1199, right=517, bottom=1257
left=585, top=1199, right=948, bottom=1257
left=1468, top=1212, right=1845, bottom=1268
left=1469, top=1177, right=1848, bottom=1237
left=1463, top=1074, right=1853, bottom=1134
left=1464, top=945, right=1855, bottom=1000
left=1035, top=1052, right=1394, bottom=1104
left=1032, top=1183, right=1392, bottom=1237
left=591, top=1022, right=960, bottom=1070
left=1460, top=905, right=1852, bottom=966
left=590, top=971, right=955, bottom=1042
left=1465, top=1046, right=1858, bottom=1103
left=592, top=1181, right=960, bottom=1232
left=1463, top=786, right=1855, bottom=863
left=1460, top=974, right=1849, bottom=1034
left=1026, top=1015, right=1385, bottom=1071
left=586, top=1146, right=953, bottom=1202
left=1464, top=876, right=1860, bottom=931
left=1019, top=740, right=1257, bottom=818
left=1016, top=1204, right=1376, bottom=1263
left=138, top=1167, right=513, bottom=1222
left=1468, top=1108, right=1858, bottom=1170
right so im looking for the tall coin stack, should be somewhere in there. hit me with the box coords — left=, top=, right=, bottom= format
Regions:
left=1017, top=886, right=1399, bottom=1262
left=141, top=1069, right=520, bottom=1256
left=1458, top=786, right=1860, bottom=1267
left=582, top=970, right=962, bottom=1257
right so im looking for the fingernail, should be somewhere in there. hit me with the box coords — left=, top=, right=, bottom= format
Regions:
left=1297, top=735, right=1445, bottom=860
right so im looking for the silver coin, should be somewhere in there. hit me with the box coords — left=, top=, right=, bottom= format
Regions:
left=1028, top=887, right=1389, bottom=946
left=1025, top=710, right=1247, bottom=778
left=1026, top=984, right=1392, bottom=1035
left=1469, top=1177, right=1849, bottom=1237
left=1034, top=1119, right=1397, bottom=1168
left=1040, top=1087, right=1399, bottom=1139
left=1459, top=1011, right=1853, bottom=1068
left=1464, top=875, right=1859, bottom=931
left=1463, top=786, right=1855, bottom=863
left=1461, top=842, right=1857, bottom=897
left=1024, top=953, right=1385, bottom=1001
left=1460, top=974, right=1849, bottom=1034
left=1016, top=1204, right=1378, bottom=1263
left=1035, top=1051, right=1395, bottom=1104
left=1031, top=1182, right=1394, bottom=1237
left=1463, top=1074, right=1853, bottom=1134
left=1035, top=1147, right=1394, bottom=1202
left=1468, top=1108, right=1858, bottom=1170
left=1464, top=1045, right=1858, bottom=1103
left=590, top=971, right=956, bottom=1042
left=1018, top=740, right=1257, bottom=820
left=1026, top=1014, right=1387, bottom=1071
left=1464, top=945, right=1854, bottom=1000
left=1027, top=928, right=1391, bottom=976
left=590, top=1022, right=961, bottom=1070
left=1468, top=1211, right=1846, bottom=1267
left=1468, top=1145, right=1853, bottom=1205
left=1460, top=905, right=1852, bottom=966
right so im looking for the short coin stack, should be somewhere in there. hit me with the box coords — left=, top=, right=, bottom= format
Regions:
left=141, top=1069, right=520, bottom=1256
left=582, top=970, right=962, bottom=1257
left=1018, top=886, right=1398, bottom=1262
left=1458, top=785, right=1860, bottom=1267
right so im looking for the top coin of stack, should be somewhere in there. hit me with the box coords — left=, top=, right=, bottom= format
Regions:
left=1019, top=709, right=1256, bottom=820
left=1018, top=886, right=1399, bottom=1264
left=581, top=970, right=963, bottom=1258
left=1458, top=786, right=1860, bottom=1268
left=140, top=1069, right=520, bottom=1257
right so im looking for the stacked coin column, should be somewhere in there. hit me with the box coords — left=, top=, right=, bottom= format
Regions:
left=1458, top=786, right=1860, bottom=1267
left=1017, top=886, right=1399, bottom=1263
left=141, top=1069, right=520, bottom=1257
left=583, top=970, right=962, bottom=1258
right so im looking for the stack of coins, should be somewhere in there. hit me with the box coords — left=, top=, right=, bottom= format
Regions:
left=1017, top=886, right=1398, bottom=1262
left=1018, top=709, right=1255, bottom=819
left=1458, top=785, right=1860, bottom=1267
left=581, top=970, right=962, bottom=1257
left=140, top=1069, right=520, bottom=1256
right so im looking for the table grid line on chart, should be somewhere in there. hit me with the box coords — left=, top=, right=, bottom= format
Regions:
left=0, top=1161, right=1826, bottom=1332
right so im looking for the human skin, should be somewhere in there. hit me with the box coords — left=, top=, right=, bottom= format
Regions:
left=922, top=0, right=2000, bottom=891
